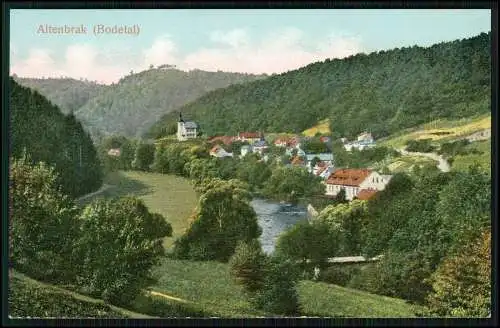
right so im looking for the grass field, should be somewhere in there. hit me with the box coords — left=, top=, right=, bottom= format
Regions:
left=386, top=155, right=437, bottom=173
left=451, top=139, right=491, bottom=174
left=150, top=258, right=423, bottom=318
left=9, top=271, right=154, bottom=319
left=379, top=114, right=491, bottom=149
left=81, top=171, right=199, bottom=250
left=302, top=119, right=331, bottom=137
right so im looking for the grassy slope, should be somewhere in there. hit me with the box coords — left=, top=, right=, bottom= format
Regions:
left=82, top=171, right=198, bottom=250
left=151, top=259, right=422, bottom=318
left=451, top=139, right=491, bottom=174
left=378, top=114, right=491, bottom=149
left=9, top=271, right=154, bottom=318
left=302, top=119, right=331, bottom=137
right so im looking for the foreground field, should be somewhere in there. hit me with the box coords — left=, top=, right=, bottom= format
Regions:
left=81, top=171, right=199, bottom=249
left=379, top=114, right=491, bottom=149
left=150, top=258, right=423, bottom=318
left=9, top=271, right=153, bottom=319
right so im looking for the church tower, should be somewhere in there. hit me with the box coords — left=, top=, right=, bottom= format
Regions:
left=177, top=112, right=185, bottom=141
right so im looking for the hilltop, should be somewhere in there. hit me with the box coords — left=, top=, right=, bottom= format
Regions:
left=15, top=68, right=265, bottom=139
left=148, top=32, right=490, bottom=139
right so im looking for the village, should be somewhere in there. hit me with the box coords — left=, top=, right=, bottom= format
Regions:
left=177, top=113, right=391, bottom=202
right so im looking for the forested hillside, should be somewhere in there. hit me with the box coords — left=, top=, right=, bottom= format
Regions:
left=148, top=32, right=490, bottom=139
left=74, top=68, right=265, bottom=138
left=10, top=78, right=103, bottom=197
left=13, top=76, right=107, bottom=115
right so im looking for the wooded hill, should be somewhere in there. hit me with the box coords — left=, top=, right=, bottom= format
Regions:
left=148, top=32, right=490, bottom=139
left=10, top=78, right=103, bottom=197
left=16, top=69, right=266, bottom=139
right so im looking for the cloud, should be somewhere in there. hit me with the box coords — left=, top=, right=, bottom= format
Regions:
left=142, top=35, right=178, bottom=67
left=10, top=27, right=364, bottom=84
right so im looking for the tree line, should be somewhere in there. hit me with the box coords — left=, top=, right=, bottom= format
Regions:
left=10, top=78, right=103, bottom=198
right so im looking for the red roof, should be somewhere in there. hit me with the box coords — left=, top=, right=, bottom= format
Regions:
left=356, top=188, right=378, bottom=200
left=239, top=132, right=261, bottom=139
left=210, top=145, right=222, bottom=154
left=326, top=168, right=372, bottom=187
left=291, top=156, right=305, bottom=165
left=208, top=136, right=236, bottom=145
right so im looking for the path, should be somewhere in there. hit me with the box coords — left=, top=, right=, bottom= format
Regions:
left=76, top=183, right=113, bottom=202
left=148, top=290, right=192, bottom=304
left=396, top=148, right=450, bottom=172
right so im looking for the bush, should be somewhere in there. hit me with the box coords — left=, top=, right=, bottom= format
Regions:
left=405, top=139, right=436, bottom=153
left=74, top=197, right=172, bottom=307
left=228, top=239, right=267, bottom=293
left=252, top=255, right=301, bottom=316
left=318, top=265, right=362, bottom=286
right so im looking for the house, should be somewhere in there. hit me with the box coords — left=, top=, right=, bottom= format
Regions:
left=355, top=188, right=378, bottom=201
left=177, top=112, right=198, bottom=141
left=253, top=140, right=269, bottom=154
left=305, top=153, right=334, bottom=172
left=314, top=162, right=335, bottom=180
left=343, top=140, right=376, bottom=152
left=286, top=147, right=306, bottom=157
left=107, top=148, right=121, bottom=157
left=325, top=169, right=392, bottom=201
left=290, top=156, right=306, bottom=166
left=209, top=145, right=233, bottom=158
left=357, top=132, right=374, bottom=143
left=274, top=136, right=291, bottom=147
left=238, top=132, right=263, bottom=143
left=240, top=145, right=253, bottom=158
left=319, top=136, right=331, bottom=143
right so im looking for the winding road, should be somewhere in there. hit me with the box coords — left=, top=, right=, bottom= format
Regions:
left=396, top=148, right=450, bottom=173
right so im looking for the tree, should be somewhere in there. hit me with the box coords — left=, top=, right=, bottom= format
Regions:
left=132, top=142, right=156, bottom=171
left=74, top=197, right=172, bottom=306
left=253, top=255, right=301, bottom=316
left=173, top=178, right=261, bottom=262
left=9, top=155, right=80, bottom=283
left=425, top=228, right=490, bottom=317
left=263, top=166, right=325, bottom=204
left=229, top=239, right=267, bottom=293
left=302, top=138, right=329, bottom=154
left=276, top=220, right=340, bottom=274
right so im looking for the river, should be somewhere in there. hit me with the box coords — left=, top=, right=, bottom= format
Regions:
left=250, top=198, right=308, bottom=254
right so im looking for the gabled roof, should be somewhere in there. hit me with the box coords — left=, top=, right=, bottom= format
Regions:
left=306, top=153, right=334, bottom=161
left=253, top=140, right=268, bottom=147
left=291, top=156, right=305, bottom=165
left=356, top=188, right=378, bottom=200
left=239, top=132, right=261, bottom=139
left=184, top=121, right=198, bottom=128
left=320, top=136, right=331, bottom=143
left=326, top=168, right=372, bottom=187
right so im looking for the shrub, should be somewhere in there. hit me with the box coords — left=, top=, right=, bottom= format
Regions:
left=252, top=255, right=301, bottom=316
left=228, top=239, right=267, bottom=293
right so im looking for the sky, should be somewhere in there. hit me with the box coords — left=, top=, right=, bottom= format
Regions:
left=10, top=9, right=491, bottom=84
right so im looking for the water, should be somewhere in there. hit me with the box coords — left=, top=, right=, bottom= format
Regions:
left=250, top=198, right=308, bottom=254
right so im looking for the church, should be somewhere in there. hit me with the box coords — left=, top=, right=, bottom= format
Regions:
left=177, top=112, right=199, bottom=141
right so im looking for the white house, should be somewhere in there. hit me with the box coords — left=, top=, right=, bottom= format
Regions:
left=240, top=145, right=253, bottom=158
left=210, top=145, right=233, bottom=158
left=343, top=140, right=376, bottom=152
left=177, top=112, right=198, bottom=141
left=357, top=132, right=374, bottom=143
left=325, top=168, right=392, bottom=201
left=107, top=148, right=121, bottom=157
left=253, top=140, right=269, bottom=154
left=305, top=153, right=334, bottom=172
